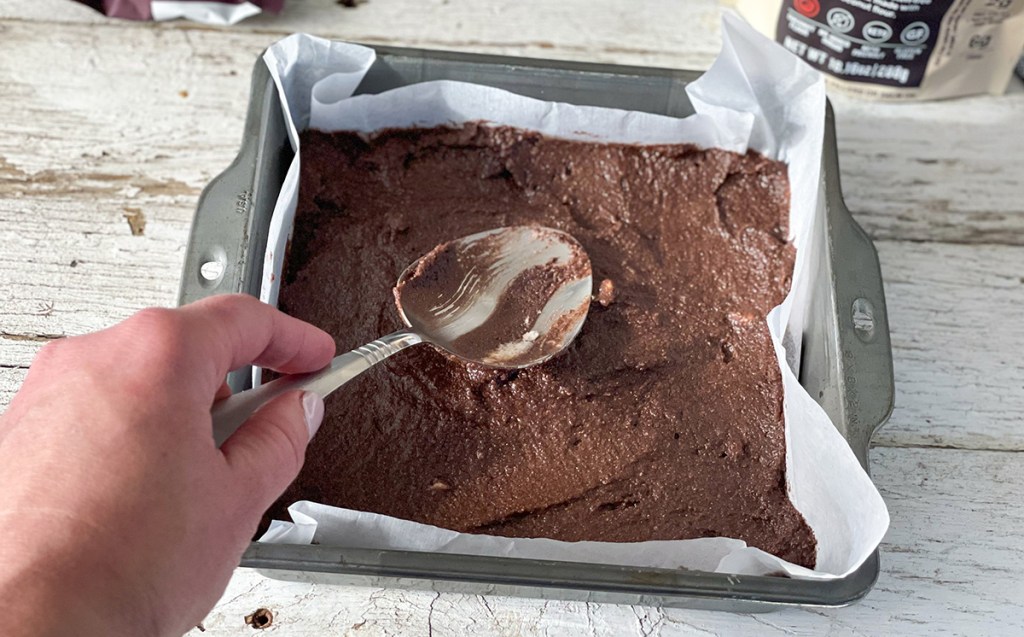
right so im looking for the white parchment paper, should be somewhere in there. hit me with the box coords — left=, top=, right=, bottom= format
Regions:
left=255, top=14, right=889, bottom=579
left=151, top=1, right=262, bottom=25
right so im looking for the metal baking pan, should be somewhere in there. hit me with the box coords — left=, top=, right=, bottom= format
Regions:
left=178, top=46, right=895, bottom=612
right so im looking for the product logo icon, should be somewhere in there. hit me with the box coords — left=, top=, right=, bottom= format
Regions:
left=900, top=21, right=930, bottom=46
left=794, top=0, right=820, bottom=18
left=862, top=20, right=893, bottom=43
left=969, top=34, right=991, bottom=50
left=826, top=8, right=855, bottom=33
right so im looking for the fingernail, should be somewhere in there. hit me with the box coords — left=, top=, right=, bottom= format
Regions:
left=302, top=391, right=325, bottom=441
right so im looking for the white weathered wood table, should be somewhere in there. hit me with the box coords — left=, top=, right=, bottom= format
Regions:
left=2, top=0, right=1022, bottom=634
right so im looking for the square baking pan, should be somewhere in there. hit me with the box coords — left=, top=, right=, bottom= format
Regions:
left=178, top=46, right=895, bottom=612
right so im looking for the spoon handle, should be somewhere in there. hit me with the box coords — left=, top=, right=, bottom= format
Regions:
left=211, top=330, right=422, bottom=447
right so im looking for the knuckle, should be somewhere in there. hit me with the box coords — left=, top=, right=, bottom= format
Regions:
left=130, top=307, right=181, bottom=335
left=124, top=307, right=188, bottom=365
left=36, top=337, right=67, bottom=358
left=32, top=337, right=74, bottom=368
left=273, top=330, right=308, bottom=371
left=201, top=293, right=254, bottom=315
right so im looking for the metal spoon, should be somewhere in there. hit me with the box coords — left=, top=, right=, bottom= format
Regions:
left=211, top=226, right=593, bottom=446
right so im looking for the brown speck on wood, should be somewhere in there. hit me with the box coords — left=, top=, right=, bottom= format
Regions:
left=123, top=207, right=146, bottom=236
left=245, top=608, right=273, bottom=630
left=179, top=89, right=189, bottom=98
left=70, top=259, right=79, bottom=267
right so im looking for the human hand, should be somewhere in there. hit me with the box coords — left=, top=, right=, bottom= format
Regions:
left=0, top=294, right=336, bottom=636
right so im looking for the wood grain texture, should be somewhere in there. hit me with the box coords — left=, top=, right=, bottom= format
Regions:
left=184, top=447, right=1024, bottom=636
left=1, top=1, right=1022, bottom=634
left=832, top=92, right=1024, bottom=246
left=1, top=1, right=1021, bottom=249
left=874, top=241, right=1024, bottom=451
left=0, top=0, right=724, bottom=69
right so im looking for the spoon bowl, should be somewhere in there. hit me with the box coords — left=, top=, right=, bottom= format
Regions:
left=395, top=226, right=592, bottom=368
left=210, top=225, right=592, bottom=445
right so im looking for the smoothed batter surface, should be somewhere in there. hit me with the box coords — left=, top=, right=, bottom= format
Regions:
left=271, top=123, right=816, bottom=568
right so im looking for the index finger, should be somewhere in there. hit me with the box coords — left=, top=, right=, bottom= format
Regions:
left=176, top=294, right=336, bottom=394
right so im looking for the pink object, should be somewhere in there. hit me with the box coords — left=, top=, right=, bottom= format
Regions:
left=75, top=0, right=284, bottom=22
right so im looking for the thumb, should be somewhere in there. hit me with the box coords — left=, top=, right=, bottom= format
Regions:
left=220, top=390, right=325, bottom=508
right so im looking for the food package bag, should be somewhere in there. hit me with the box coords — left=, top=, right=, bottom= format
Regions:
left=73, top=0, right=282, bottom=24
left=253, top=15, right=890, bottom=579
left=727, top=0, right=1024, bottom=101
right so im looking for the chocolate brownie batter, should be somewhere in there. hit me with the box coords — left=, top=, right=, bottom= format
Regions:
left=272, top=123, right=817, bottom=568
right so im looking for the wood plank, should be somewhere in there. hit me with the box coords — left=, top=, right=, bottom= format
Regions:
left=0, top=19, right=257, bottom=368
left=0, top=0, right=724, bottom=69
left=184, top=447, right=1024, bottom=636
left=0, top=200, right=191, bottom=344
left=833, top=93, right=1024, bottom=246
left=0, top=11, right=1021, bottom=250
left=0, top=0, right=106, bottom=23
left=0, top=368, right=27, bottom=411
left=874, top=240, right=1024, bottom=451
